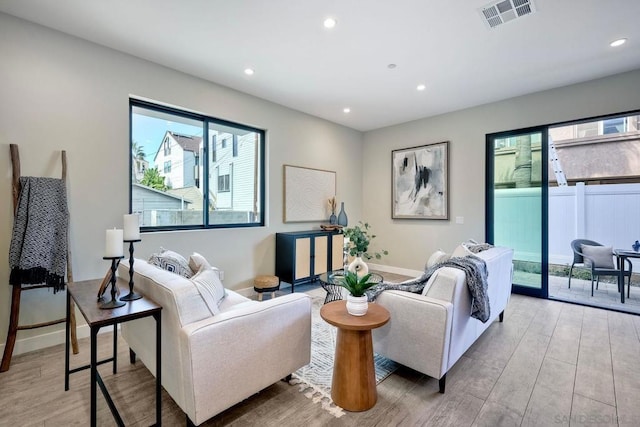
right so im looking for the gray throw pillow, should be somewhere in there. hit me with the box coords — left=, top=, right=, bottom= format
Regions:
left=149, top=248, right=194, bottom=278
left=581, top=244, right=614, bottom=269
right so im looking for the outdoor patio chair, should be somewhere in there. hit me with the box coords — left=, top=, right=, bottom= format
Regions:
left=569, top=239, right=633, bottom=297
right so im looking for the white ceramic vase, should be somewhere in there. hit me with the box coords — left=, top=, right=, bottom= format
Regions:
left=348, top=254, right=369, bottom=278
left=346, top=294, right=368, bottom=316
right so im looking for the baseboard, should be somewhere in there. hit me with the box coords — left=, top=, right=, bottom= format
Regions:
left=235, top=286, right=256, bottom=298
left=0, top=323, right=114, bottom=357
left=367, top=262, right=422, bottom=277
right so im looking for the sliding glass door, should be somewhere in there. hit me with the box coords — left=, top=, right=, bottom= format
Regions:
left=486, top=127, right=548, bottom=298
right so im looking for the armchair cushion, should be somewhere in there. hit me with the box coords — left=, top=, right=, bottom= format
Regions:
left=581, top=244, right=614, bottom=268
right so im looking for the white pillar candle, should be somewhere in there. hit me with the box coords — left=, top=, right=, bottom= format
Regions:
left=105, top=228, right=124, bottom=257
left=343, top=236, right=350, bottom=247
left=123, top=214, right=140, bottom=240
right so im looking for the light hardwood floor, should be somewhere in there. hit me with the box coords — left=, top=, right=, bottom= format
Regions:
left=2, top=293, right=640, bottom=426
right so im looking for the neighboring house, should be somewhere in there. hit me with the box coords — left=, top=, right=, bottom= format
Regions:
left=131, top=183, right=193, bottom=226
left=132, top=157, right=148, bottom=183
left=209, top=130, right=258, bottom=213
left=493, top=114, right=640, bottom=188
left=154, top=131, right=203, bottom=190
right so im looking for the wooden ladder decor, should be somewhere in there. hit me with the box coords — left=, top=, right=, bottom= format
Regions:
left=1, top=144, right=79, bottom=372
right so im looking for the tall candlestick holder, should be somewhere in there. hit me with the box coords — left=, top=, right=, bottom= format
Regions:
left=100, top=256, right=126, bottom=309
left=120, top=239, right=142, bottom=301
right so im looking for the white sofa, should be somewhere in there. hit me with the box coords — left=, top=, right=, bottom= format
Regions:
left=372, top=246, right=514, bottom=392
left=117, top=259, right=312, bottom=426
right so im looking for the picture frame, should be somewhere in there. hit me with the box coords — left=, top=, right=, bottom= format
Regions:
left=283, top=165, right=336, bottom=223
left=392, top=141, right=449, bottom=220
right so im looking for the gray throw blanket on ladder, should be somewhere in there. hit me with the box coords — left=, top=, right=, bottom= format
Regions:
left=9, top=177, right=69, bottom=292
left=365, top=255, right=491, bottom=322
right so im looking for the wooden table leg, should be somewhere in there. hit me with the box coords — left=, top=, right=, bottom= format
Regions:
left=331, top=328, right=377, bottom=411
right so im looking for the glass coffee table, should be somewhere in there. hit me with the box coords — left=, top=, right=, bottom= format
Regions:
left=317, top=270, right=383, bottom=304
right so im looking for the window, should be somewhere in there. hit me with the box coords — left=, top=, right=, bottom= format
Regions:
left=130, top=99, right=265, bottom=229
left=218, top=173, right=230, bottom=192
left=603, top=117, right=626, bottom=134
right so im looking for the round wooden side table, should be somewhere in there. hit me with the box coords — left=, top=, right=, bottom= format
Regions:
left=320, top=300, right=390, bottom=411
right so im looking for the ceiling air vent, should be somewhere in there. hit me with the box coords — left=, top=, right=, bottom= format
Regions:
left=480, top=0, right=536, bottom=29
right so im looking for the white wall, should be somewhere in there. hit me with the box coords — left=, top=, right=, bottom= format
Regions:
left=363, top=69, right=640, bottom=271
left=0, top=14, right=363, bottom=353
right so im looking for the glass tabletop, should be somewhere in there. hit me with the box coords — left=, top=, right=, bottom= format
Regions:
left=317, top=270, right=384, bottom=304
left=317, top=270, right=384, bottom=285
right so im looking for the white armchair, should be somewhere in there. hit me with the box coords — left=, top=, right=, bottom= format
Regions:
left=118, top=259, right=312, bottom=426
left=372, top=246, right=513, bottom=392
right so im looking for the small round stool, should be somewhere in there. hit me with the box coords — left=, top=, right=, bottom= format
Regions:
left=254, top=275, right=280, bottom=301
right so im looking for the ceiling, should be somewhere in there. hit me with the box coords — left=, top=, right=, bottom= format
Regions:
left=2, top=0, right=640, bottom=131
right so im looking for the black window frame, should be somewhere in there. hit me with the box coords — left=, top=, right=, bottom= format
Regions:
left=129, top=98, right=266, bottom=231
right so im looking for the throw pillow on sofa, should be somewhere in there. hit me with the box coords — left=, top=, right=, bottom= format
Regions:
left=581, top=244, right=614, bottom=268
left=451, top=244, right=473, bottom=258
left=189, top=252, right=212, bottom=273
left=426, top=250, right=450, bottom=269
left=149, top=248, right=194, bottom=278
left=190, top=265, right=226, bottom=315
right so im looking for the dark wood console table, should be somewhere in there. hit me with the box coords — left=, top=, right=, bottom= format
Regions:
left=64, top=278, right=162, bottom=426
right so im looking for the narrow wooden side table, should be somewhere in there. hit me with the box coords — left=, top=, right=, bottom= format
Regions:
left=65, top=278, right=162, bottom=427
left=320, top=300, right=390, bottom=411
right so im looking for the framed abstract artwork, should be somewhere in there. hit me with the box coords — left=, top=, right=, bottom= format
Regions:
left=392, top=141, right=449, bottom=220
left=283, top=165, right=336, bottom=222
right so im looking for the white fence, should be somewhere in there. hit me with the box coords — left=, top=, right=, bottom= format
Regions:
left=496, top=183, right=640, bottom=268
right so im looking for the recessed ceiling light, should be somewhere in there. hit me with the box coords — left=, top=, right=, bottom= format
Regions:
left=610, top=38, right=627, bottom=47
left=387, top=64, right=397, bottom=69
left=343, top=108, right=351, bottom=113
left=323, top=17, right=337, bottom=29
left=417, top=84, right=426, bottom=91
left=244, top=68, right=254, bottom=76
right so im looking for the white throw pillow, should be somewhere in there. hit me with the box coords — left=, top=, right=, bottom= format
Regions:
left=426, top=250, right=450, bottom=269
left=148, top=248, right=194, bottom=278
left=189, top=252, right=211, bottom=273
left=190, top=266, right=226, bottom=315
left=451, top=244, right=472, bottom=258
left=581, top=244, right=614, bottom=268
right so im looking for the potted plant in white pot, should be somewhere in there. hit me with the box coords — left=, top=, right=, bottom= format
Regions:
left=343, top=222, right=388, bottom=277
left=339, top=270, right=377, bottom=316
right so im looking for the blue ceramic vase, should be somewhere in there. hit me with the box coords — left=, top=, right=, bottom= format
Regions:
left=337, top=202, right=348, bottom=226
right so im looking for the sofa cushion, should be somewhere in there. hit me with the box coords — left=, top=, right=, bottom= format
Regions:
left=581, top=244, right=614, bottom=268
left=190, top=266, right=226, bottom=315
left=423, top=267, right=463, bottom=302
left=120, top=259, right=211, bottom=326
left=149, top=248, right=194, bottom=278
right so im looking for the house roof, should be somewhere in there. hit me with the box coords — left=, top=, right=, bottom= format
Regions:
left=153, top=131, right=202, bottom=162
left=170, top=132, right=201, bottom=154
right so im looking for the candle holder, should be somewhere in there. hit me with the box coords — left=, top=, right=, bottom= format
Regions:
left=100, top=256, right=126, bottom=309
left=120, top=239, right=143, bottom=301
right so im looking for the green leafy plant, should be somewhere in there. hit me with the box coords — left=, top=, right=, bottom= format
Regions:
left=338, top=270, right=376, bottom=297
left=343, top=221, right=389, bottom=260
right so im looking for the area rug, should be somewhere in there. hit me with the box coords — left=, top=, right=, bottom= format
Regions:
left=290, top=288, right=398, bottom=418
